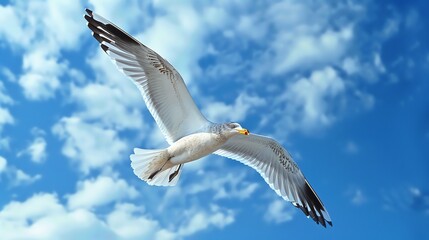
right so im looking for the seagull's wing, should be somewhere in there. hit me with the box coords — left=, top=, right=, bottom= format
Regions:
left=214, top=134, right=332, bottom=227
left=84, top=9, right=209, bottom=144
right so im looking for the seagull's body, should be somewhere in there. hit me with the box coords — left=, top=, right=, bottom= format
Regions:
left=84, top=9, right=332, bottom=227
left=168, top=126, right=232, bottom=165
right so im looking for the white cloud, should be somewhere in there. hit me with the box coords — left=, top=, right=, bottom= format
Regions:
left=381, top=17, right=400, bottom=39
left=228, top=0, right=361, bottom=78
left=354, top=90, right=375, bottom=110
left=0, top=137, right=10, bottom=150
left=11, top=169, right=42, bottom=187
left=0, top=81, right=14, bottom=139
left=0, top=81, right=13, bottom=104
left=67, top=175, right=139, bottom=210
left=351, top=189, right=366, bottom=205
left=273, top=26, right=353, bottom=75
left=0, top=186, right=234, bottom=240
left=279, top=67, right=346, bottom=133
left=19, top=136, right=47, bottom=164
left=86, top=50, right=144, bottom=111
left=374, top=53, right=386, bottom=73
left=178, top=205, right=235, bottom=237
left=0, top=0, right=86, bottom=100
left=264, top=199, right=295, bottom=224
left=0, top=107, right=14, bottom=131
left=107, top=203, right=175, bottom=240
left=203, top=93, right=266, bottom=123
left=187, top=171, right=258, bottom=201
left=0, top=156, right=7, bottom=173
left=1, top=67, right=16, bottom=82
left=346, top=187, right=368, bottom=206
left=0, top=193, right=114, bottom=240
left=52, top=117, right=128, bottom=173
left=70, top=83, right=143, bottom=131
left=19, top=49, right=64, bottom=100
left=342, top=57, right=360, bottom=75
left=0, top=157, right=41, bottom=187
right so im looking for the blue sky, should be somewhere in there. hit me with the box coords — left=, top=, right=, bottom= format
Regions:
left=0, top=0, right=428, bottom=239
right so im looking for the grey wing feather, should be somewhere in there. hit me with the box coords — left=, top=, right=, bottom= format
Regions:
left=215, top=134, right=332, bottom=227
left=84, top=9, right=209, bottom=144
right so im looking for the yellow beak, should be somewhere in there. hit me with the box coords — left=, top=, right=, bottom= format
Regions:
left=237, top=128, right=250, bottom=135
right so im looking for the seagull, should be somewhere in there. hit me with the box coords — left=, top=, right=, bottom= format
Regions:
left=84, top=8, right=332, bottom=227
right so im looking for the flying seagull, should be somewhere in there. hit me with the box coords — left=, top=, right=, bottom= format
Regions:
left=84, top=8, right=332, bottom=227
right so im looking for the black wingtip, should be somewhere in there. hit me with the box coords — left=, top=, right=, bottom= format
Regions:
left=100, top=44, right=109, bottom=52
left=83, top=8, right=140, bottom=47
left=85, top=8, right=93, bottom=16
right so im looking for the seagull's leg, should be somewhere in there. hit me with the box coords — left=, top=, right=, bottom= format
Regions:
left=168, top=164, right=182, bottom=182
left=148, top=159, right=170, bottom=180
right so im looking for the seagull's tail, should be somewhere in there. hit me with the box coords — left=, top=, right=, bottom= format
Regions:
left=130, top=148, right=182, bottom=186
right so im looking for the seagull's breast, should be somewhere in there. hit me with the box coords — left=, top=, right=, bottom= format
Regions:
left=168, top=132, right=227, bottom=165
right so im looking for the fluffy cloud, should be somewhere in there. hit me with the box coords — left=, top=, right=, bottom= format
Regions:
left=52, top=117, right=128, bottom=173
left=18, top=128, right=47, bottom=164
left=0, top=183, right=235, bottom=240
left=106, top=203, right=175, bottom=240
left=0, top=193, right=113, bottom=240
left=70, top=83, right=143, bottom=131
left=177, top=205, right=235, bottom=237
left=0, top=0, right=86, bottom=100
left=264, top=199, right=295, bottom=224
left=19, top=49, right=64, bottom=100
left=187, top=171, right=259, bottom=201
left=278, top=67, right=346, bottom=133
left=67, top=175, right=139, bottom=210
left=203, top=93, right=266, bottom=123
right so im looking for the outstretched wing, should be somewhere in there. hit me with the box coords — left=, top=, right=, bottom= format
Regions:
left=215, top=134, right=332, bottom=227
left=84, top=9, right=209, bottom=144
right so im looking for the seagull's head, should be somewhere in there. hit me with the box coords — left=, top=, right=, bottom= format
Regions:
left=226, top=122, right=249, bottom=136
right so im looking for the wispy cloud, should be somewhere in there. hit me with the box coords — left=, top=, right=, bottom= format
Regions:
left=345, top=141, right=359, bottom=154
left=0, top=156, right=7, bottom=173
left=17, top=128, right=47, bottom=164
left=382, top=186, right=429, bottom=215
left=0, top=156, right=41, bottom=187
left=264, top=198, right=295, bottom=224
left=350, top=189, right=367, bottom=206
